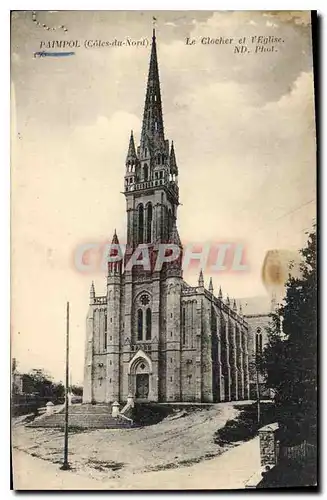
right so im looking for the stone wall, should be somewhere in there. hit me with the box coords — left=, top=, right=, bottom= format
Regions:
left=85, top=279, right=253, bottom=404
left=259, top=422, right=279, bottom=467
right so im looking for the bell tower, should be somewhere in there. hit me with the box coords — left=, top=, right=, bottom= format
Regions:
left=124, top=29, right=180, bottom=256
left=121, top=29, right=183, bottom=402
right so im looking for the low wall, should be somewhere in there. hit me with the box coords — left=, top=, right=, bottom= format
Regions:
left=259, top=422, right=279, bottom=467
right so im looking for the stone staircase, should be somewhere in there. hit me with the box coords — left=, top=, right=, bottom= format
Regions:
left=28, top=403, right=134, bottom=430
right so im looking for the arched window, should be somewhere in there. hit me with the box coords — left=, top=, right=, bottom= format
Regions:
left=144, top=164, right=149, bottom=181
left=146, top=308, right=152, bottom=340
left=138, top=204, right=144, bottom=244
left=137, top=309, right=143, bottom=341
left=146, top=203, right=152, bottom=243
left=255, top=327, right=263, bottom=356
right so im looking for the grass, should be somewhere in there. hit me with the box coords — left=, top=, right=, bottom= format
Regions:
left=131, top=403, right=179, bottom=426
left=214, top=402, right=278, bottom=446
left=131, top=402, right=214, bottom=426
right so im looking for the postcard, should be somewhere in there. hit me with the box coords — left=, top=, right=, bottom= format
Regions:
left=11, top=10, right=317, bottom=490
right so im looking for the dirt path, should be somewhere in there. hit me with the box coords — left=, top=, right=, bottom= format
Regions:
left=12, top=403, right=239, bottom=481
left=13, top=436, right=260, bottom=490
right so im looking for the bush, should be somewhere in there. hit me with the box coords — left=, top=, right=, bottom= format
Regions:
left=214, top=402, right=278, bottom=446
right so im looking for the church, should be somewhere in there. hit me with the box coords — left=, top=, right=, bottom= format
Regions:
left=83, top=30, right=256, bottom=404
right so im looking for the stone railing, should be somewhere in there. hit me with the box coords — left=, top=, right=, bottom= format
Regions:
left=94, top=296, right=107, bottom=305
left=182, top=286, right=198, bottom=296
left=130, top=343, right=152, bottom=352
left=125, top=178, right=179, bottom=196
left=126, top=179, right=165, bottom=192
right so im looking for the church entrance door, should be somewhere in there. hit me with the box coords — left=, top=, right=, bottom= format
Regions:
left=136, top=373, right=149, bottom=399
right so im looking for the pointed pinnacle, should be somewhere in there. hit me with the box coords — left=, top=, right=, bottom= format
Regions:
left=208, top=277, right=213, bottom=294
left=218, top=286, right=223, bottom=299
left=233, top=299, right=237, bottom=311
left=226, top=294, right=230, bottom=305
left=126, top=130, right=137, bottom=161
left=90, top=281, right=95, bottom=297
left=198, top=269, right=204, bottom=287
left=169, top=141, right=178, bottom=172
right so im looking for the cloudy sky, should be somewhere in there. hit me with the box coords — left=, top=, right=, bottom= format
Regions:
left=11, top=11, right=316, bottom=383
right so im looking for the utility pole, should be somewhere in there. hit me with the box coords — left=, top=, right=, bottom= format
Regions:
left=60, top=301, right=70, bottom=470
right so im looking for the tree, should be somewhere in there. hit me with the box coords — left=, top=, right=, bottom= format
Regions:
left=71, top=385, right=83, bottom=397
left=23, top=369, right=65, bottom=403
left=262, top=226, right=317, bottom=445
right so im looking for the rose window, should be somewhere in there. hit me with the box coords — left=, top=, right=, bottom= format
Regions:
left=140, top=294, right=150, bottom=306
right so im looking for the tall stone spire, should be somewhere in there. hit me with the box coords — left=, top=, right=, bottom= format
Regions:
left=140, top=29, right=165, bottom=152
left=208, top=277, right=213, bottom=294
left=218, top=286, right=223, bottom=299
left=198, top=269, right=204, bottom=287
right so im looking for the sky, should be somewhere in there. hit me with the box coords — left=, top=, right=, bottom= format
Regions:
left=11, top=11, right=316, bottom=383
